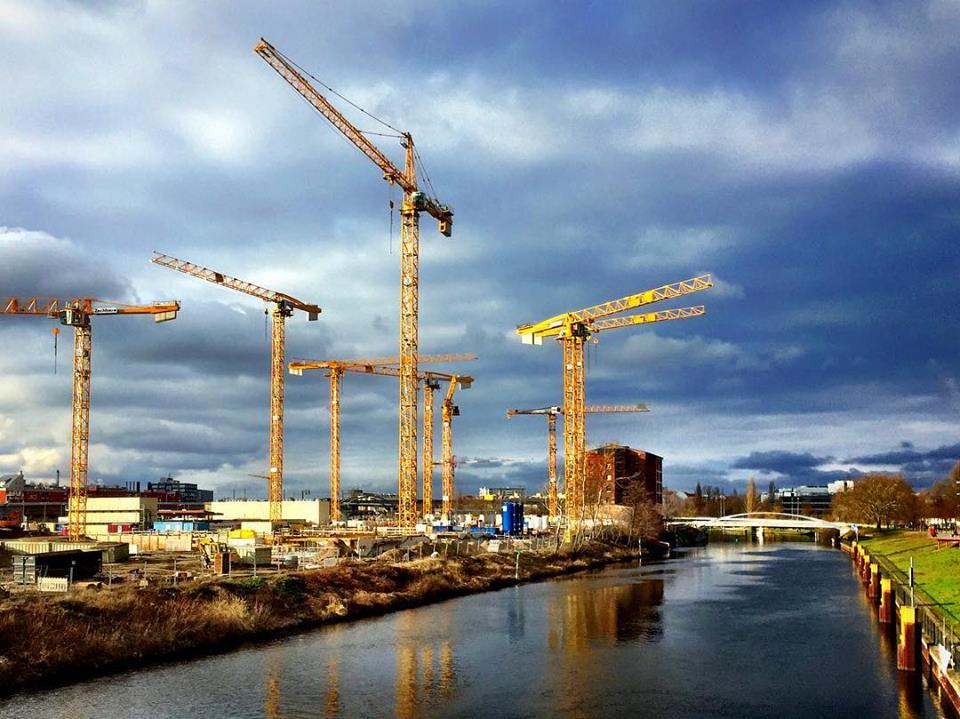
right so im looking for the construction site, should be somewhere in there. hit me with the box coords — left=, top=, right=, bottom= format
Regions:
left=0, top=35, right=710, bottom=694
left=3, top=2, right=956, bottom=716
left=0, top=35, right=712, bottom=591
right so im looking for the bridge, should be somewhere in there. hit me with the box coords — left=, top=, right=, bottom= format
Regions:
left=668, top=512, right=854, bottom=536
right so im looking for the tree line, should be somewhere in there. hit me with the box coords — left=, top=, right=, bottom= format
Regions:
left=666, top=461, right=960, bottom=530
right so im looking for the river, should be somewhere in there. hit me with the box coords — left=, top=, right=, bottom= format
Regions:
left=2, top=542, right=950, bottom=718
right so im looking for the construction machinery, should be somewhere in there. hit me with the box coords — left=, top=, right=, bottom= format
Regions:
left=506, top=404, right=650, bottom=519
left=285, top=353, right=476, bottom=522
left=151, top=253, right=320, bottom=525
left=197, top=537, right=231, bottom=574
left=438, top=375, right=472, bottom=520
left=1, top=297, right=180, bottom=539
left=255, top=39, right=453, bottom=528
left=290, top=360, right=472, bottom=521
left=516, top=274, right=712, bottom=527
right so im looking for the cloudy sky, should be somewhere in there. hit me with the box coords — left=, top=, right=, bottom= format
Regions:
left=1, top=1, right=958, bottom=499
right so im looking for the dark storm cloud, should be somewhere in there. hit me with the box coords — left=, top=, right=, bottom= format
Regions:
left=2, top=2, right=959, bottom=493
left=0, top=227, right=131, bottom=299
left=847, top=442, right=960, bottom=467
left=845, top=442, right=960, bottom=486
left=732, top=451, right=831, bottom=474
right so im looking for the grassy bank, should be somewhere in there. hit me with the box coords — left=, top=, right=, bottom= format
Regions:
left=860, top=530, right=960, bottom=624
left=0, top=541, right=638, bottom=696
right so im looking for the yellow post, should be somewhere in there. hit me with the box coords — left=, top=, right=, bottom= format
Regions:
left=879, top=578, right=893, bottom=623
left=898, top=605, right=917, bottom=671
left=869, top=563, right=880, bottom=602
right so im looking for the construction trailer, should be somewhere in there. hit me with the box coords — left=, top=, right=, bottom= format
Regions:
left=12, top=549, right=102, bottom=585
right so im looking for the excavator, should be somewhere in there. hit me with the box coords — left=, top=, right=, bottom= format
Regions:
left=197, top=537, right=231, bottom=574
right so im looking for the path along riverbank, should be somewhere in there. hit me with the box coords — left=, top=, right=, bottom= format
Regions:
left=851, top=531, right=960, bottom=712
left=0, top=540, right=642, bottom=696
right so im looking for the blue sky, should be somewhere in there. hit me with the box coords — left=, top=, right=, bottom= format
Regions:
left=1, top=1, right=958, bottom=497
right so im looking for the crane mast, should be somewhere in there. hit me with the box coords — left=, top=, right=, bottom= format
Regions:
left=152, top=253, right=320, bottom=525
left=517, top=274, right=712, bottom=530
left=255, top=38, right=452, bottom=529
left=328, top=367, right=343, bottom=522
left=422, top=378, right=440, bottom=517
left=288, top=354, right=475, bottom=523
left=69, top=318, right=91, bottom=539
left=2, top=297, right=179, bottom=539
left=438, top=376, right=472, bottom=520
left=507, top=404, right=650, bottom=520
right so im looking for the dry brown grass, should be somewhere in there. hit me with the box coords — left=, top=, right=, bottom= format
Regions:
left=0, top=541, right=637, bottom=694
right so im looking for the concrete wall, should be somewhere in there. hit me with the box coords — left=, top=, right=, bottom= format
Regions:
left=207, top=499, right=330, bottom=526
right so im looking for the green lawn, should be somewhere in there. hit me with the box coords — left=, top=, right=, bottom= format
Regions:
left=861, top=531, right=960, bottom=622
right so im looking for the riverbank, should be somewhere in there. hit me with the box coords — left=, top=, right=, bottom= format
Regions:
left=860, top=530, right=960, bottom=629
left=853, top=531, right=960, bottom=714
left=0, top=541, right=641, bottom=696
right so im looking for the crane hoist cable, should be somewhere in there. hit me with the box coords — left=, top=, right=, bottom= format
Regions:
left=275, top=47, right=404, bottom=136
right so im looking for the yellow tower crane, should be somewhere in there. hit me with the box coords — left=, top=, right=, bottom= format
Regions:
left=516, top=274, right=712, bottom=528
left=1, top=297, right=179, bottom=539
left=151, top=253, right=320, bottom=524
left=506, top=404, right=650, bottom=520
left=255, top=39, right=453, bottom=529
left=437, top=375, right=473, bottom=520
left=286, top=353, right=476, bottom=522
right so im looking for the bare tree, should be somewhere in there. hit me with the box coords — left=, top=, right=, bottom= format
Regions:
left=831, top=474, right=919, bottom=529
left=745, top=477, right=759, bottom=514
left=624, top=482, right=664, bottom=543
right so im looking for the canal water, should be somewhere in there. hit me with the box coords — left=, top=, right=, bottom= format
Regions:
left=2, top=543, right=951, bottom=718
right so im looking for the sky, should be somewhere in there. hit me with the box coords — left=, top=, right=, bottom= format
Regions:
left=1, top=0, right=958, bottom=499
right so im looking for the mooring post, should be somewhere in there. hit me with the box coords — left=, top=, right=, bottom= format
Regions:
left=898, top=605, right=918, bottom=671
left=879, top=578, right=894, bottom=624
left=869, top=563, right=880, bottom=603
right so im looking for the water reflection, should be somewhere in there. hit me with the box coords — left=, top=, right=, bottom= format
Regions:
left=550, top=578, right=665, bottom=653
left=264, top=651, right=282, bottom=719
left=0, top=545, right=948, bottom=719
left=324, top=655, right=341, bottom=719
left=394, top=610, right=458, bottom=718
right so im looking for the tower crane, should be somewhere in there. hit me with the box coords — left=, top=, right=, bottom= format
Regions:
left=1, top=297, right=179, bottom=539
left=151, top=252, right=320, bottom=524
left=506, top=404, right=650, bottom=519
left=290, top=360, right=472, bottom=521
left=285, top=353, right=476, bottom=522
left=255, top=39, right=453, bottom=528
left=437, top=375, right=473, bottom=520
left=516, top=274, right=712, bottom=527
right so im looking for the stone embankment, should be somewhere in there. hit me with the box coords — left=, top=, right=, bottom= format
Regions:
left=845, top=533, right=960, bottom=712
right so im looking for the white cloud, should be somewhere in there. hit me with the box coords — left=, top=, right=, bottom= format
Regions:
left=628, top=225, right=737, bottom=269
left=0, top=446, right=62, bottom=475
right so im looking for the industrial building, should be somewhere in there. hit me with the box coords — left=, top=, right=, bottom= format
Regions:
left=205, top=499, right=330, bottom=532
left=340, top=490, right=400, bottom=520
left=585, top=445, right=663, bottom=507
left=0, top=473, right=216, bottom=530
left=774, top=485, right=845, bottom=517
left=147, top=477, right=214, bottom=508
left=65, top=496, right=159, bottom=538
left=478, top=487, right=527, bottom=500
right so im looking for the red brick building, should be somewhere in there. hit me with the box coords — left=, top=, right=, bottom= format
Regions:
left=584, top=444, right=663, bottom=506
